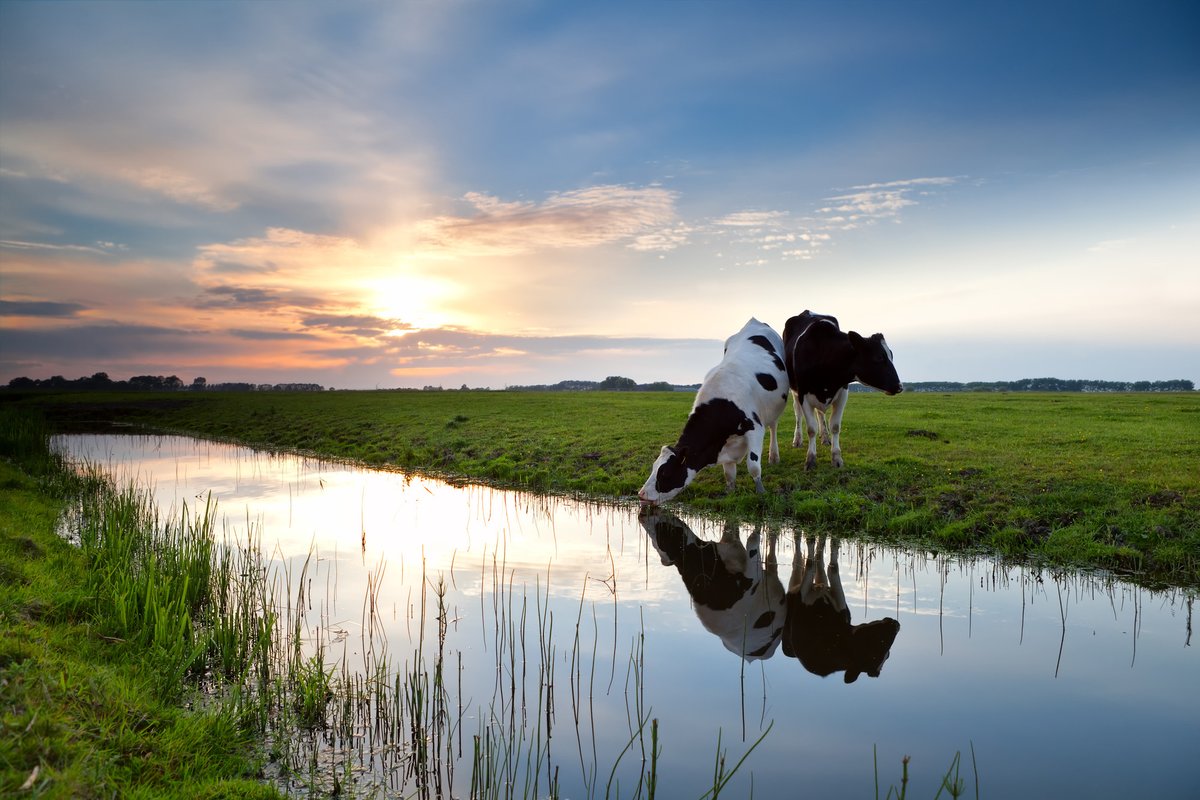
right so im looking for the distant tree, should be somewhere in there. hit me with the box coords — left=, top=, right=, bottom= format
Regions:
left=7, top=376, right=35, bottom=390
left=192, top=377, right=207, bottom=390
left=129, top=375, right=163, bottom=390
left=599, top=375, right=638, bottom=390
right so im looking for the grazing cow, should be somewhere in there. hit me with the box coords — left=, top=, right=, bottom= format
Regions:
left=638, top=318, right=789, bottom=503
left=782, top=310, right=903, bottom=469
left=639, top=508, right=785, bottom=660
left=781, top=535, right=901, bottom=682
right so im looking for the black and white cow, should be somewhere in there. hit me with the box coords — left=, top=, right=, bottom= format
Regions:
left=783, top=310, right=903, bottom=470
left=638, top=318, right=790, bottom=503
left=781, top=535, right=901, bottom=682
left=639, top=508, right=785, bottom=661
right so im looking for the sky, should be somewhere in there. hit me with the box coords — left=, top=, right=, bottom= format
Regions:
left=1, top=1, right=1198, bottom=390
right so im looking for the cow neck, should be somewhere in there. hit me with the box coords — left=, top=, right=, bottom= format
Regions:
left=674, top=398, right=748, bottom=469
left=804, top=340, right=856, bottom=401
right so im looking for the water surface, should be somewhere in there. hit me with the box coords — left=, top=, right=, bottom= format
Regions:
left=54, top=434, right=1198, bottom=798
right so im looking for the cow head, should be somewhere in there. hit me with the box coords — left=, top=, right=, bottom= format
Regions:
left=848, top=331, right=903, bottom=395
left=638, top=445, right=697, bottom=505
left=843, top=617, right=901, bottom=683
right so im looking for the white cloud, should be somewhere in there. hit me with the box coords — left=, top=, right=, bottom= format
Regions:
left=418, top=184, right=681, bottom=256
left=714, top=210, right=790, bottom=228
left=820, top=176, right=957, bottom=223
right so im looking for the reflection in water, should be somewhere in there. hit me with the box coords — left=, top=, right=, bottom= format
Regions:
left=639, top=509, right=901, bottom=681
left=50, top=434, right=1199, bottom=799
left=783, top=535, right=900, bottom=682
left=640, top=509, right=786, bottom=660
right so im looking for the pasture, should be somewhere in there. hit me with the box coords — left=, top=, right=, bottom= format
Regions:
left=18, top=389, right=1200, bottom=585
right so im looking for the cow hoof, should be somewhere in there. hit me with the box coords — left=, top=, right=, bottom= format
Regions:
left=832, top=458, right=844, bottom=469
left=805, top=457, right=816, bottom=471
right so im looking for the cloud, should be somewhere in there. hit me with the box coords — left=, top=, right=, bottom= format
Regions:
left=419, top=184, right=682, bottom=256
left=124, top=167, right=241, bottom=212
left=229, top=329, right=320, bottom=341
left=0, top=299, right=88, bottom=318
left=714, top=210, right=791, bottom=228
left=0, top=239, right=122, bottom=256
left=302, top=314, right=414, bottom=337
left=820, top=176, right=958, bottom=224
left=710, top=176, right=959, bottom=260
left=0, top=323, right=210, bottom=361
left=198, top=285, right=289, bottom=308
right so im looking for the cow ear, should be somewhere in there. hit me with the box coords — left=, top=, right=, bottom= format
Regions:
left=847, top=331, right=865, bottom=349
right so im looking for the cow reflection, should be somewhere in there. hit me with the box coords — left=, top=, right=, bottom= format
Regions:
left=782, top=535, right=900, bottom=682
left=638, top=509, right=785, bottom=660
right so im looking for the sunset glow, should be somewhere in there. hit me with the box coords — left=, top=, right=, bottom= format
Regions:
left=2, top=2, right=1197, bottom=389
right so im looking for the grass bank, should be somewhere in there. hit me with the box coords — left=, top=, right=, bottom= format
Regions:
left=0, top=409, right=282, bottom=798
left=12, top=389, right=1200, bottom=585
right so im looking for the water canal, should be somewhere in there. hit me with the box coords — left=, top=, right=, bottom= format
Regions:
left=53, top=434, right=1198, bottom=798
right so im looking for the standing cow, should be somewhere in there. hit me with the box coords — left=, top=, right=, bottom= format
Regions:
left=783, top=310, right=903, bottom=470
left=638, top=318, right=790, bottom=504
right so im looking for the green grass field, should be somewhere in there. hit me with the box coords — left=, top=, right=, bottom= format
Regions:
left=14, top=389, right=1200, bottom=585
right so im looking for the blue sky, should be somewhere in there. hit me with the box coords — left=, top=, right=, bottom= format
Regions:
left=2, top=1, right=1197, bottom=388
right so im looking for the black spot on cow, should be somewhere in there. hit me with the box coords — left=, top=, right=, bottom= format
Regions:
left=749, top=334, right=777, bottom=356
left=673, top=398, right=755, bottom=471
left=749, top=334, right=786, bottom=372
left=755, top=372, right=778, bottom=391
left=747, top=639, right=778, bottom=658
left=752, top=412, right=762, bottom=425
left=749, top=452, right=759, bottom=462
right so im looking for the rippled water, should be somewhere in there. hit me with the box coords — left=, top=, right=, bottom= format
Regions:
left=53, top=434, right=1198, bottom=798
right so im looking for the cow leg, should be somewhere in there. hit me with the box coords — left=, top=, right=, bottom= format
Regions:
left=798, top=535, right=820, bottom=603
left=801, top=398, right=820, bottom=470
left=744, top=427, right=767, bottom=493
left=791, top=391, right=805, bottom=448
left=818, top=408, right=832, bottom=446
left=827, top=537, right=847, bottom=612
left=717, top=519, right=748, bottom=573
left=722, top=460, right=738, bottom=493
left=767, top=417, right=781, bottom=464
left=828, top=387, right=849, bottom=468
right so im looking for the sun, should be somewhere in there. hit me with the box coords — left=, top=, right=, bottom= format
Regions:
left=362, top=273, right=459, bottom=331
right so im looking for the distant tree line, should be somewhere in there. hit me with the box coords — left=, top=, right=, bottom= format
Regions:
left=504, top=376, right=699, bottom=392
left=4, top=372, right=325, bottom=392
left=897, top=378, right=1194, bottom=393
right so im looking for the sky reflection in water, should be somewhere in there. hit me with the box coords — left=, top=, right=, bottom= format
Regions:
left=54, top=434, right=1198, bottom=798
